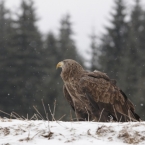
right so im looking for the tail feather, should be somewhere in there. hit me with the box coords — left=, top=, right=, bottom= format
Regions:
left=120, top=89, right=140, bottom=121
left=130, top=110, right=140, bottom=121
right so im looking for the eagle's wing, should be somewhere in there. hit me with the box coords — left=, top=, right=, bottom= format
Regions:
left=79, top=71, right=140, bottom=121
left=63, top=85, right=75, bottom=111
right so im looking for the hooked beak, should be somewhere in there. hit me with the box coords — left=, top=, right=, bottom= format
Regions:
left=56, top=61, right=64, bottom=69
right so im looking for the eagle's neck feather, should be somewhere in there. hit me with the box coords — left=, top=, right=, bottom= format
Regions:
left=61, top=65, right=84, bottom=82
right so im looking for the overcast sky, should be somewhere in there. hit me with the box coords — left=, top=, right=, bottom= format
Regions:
left=5, top=0, right=140, bottom=60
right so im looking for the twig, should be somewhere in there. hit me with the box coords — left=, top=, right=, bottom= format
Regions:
left=58, top=114, right=66, bottom=121
left=128, top=110, right=131, bottom=122
left=113, top=105, right=118, bottom=121
left=70, top=110, right=73, bottom=121
left=30, top=113, right=39, bottom=120
left=47, top=104, right=66, bottom=127
left=48, top=104, right=56, bottom=121
left=119, top=115, right=122, bottom=122
left=53, top=99, right=56, bottom=119
left=21, top=116, right=27, bottom=120
left=98, top=108, right=104, bottom=122
left=74, top=110, right=79, bottom=121
left=129, top=110, right=139, bottom=122
left=34, top=114, right=38, bottom=120
left=41, top=99, right=48, bottom=120
left=118, top=111, right=137, bottom=122
left=33, top=106, right=44, bottom=120
left=0, top=110, right=11, bottom=117
left=85, top=107, right=89, bottom=122
left=11, top=112, right=19, bottom=119
left=73, top=102, right=79, bottom=121
left=46, top=112, right=51, bottom=132
left=30, top=114, right=36, bottom=120
left=31, top=131, right=43, bottom=140
left=35, top=113, right=44, bottom=120
left=28, top=130, right=30, bottom=141
left=12, top=111, right=24, bottom=120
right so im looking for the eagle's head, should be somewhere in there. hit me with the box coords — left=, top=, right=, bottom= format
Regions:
left=56, top=59, right=84, bottom=81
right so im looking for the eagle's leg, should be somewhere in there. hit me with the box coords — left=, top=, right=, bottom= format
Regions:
left=74, top=107, right=97, bottom=121
left=74, top=109, right=89, bottom=121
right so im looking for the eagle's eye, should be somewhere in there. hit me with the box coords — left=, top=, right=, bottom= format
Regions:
left=63, top=60, right=67, bottom=63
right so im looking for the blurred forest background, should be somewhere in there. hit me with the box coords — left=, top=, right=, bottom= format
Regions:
left=0, top=0, right=145, bottom=120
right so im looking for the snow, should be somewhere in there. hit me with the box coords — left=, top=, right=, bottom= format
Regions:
left=0, top=118, right=145, bottom=145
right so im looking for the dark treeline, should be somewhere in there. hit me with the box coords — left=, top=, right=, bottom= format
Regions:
left=0, top=0, right=82, bottom=120
left=0, top=0, right=145, bottom=120
left=90, top=0, right=145, bottom=120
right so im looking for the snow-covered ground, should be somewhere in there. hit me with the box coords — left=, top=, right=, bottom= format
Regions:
left=0, top=118, right=145, bottom=145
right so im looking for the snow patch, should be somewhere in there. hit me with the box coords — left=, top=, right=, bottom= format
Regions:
left=0, top=118, right=145, bottom=145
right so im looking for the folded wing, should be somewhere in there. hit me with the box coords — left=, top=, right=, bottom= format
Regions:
left=79, top=71, right=140, bottom=122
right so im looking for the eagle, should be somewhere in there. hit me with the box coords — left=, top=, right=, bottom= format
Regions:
left=56, top=59, right=140, bottom=122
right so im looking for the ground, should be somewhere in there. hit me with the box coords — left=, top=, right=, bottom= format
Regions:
left=0, top=118, right=145, bottom=145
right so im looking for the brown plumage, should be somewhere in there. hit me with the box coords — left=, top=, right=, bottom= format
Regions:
left=56, top=59, right=140, bottom=122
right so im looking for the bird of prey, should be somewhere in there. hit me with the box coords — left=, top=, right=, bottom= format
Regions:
left=56, top=59, right=140, bottom=122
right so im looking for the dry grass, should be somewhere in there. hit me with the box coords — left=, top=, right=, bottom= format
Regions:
left=118, top=126, right=145, bottom=144
left=96, top=125, right=115, bottom=136
left=0, top=102, right=145, bottom=144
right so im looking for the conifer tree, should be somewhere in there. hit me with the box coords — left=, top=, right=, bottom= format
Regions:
left=98, top=0, right=145, bottom=119
left=0, top=1, right=17, bottom=112
left=89, top=30, right=99, bottom=71
left=39, top=32, right=63, bottom=119
left=58, top=14, right=83, bottom=64
left=126, top=0, right=145, bottom=119
left=7, top=0, right=43, bottom=115
left=99, top=0, right=128, bottom=87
